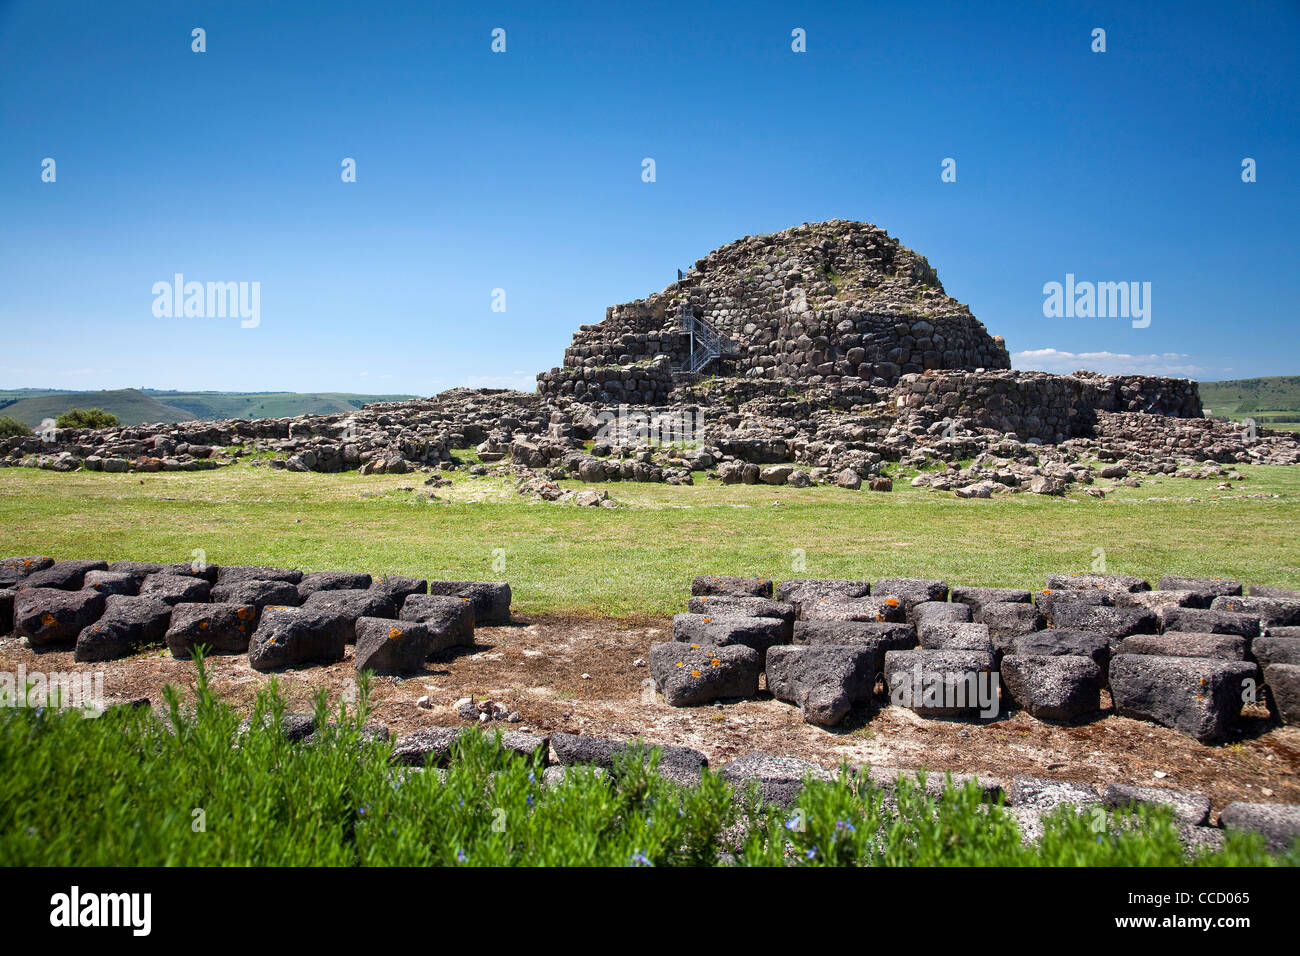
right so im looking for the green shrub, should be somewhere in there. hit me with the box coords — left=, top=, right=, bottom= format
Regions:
left=0, top=658, right=1293, bottom=867
left=55, top=407, right=120, bottom=429
left=0, top=416, right=31, bottom=439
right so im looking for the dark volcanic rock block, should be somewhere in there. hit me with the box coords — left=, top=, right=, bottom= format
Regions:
left=973, top=602, right=1046, bottom=653
left=1211, top=595, right=1300, bottom=628
left=874, top=578, right=949, bottom=617
left=774, top=579, right=871, bottom=615
left=23, top=560, right=108, bottom=591
left=82, top=570, right=139, bottom=597
left=369, top=575, right=428, bottom=604
left=883, top=648, right=997, bottom=718
left=800, top=596, right=907, bottom=623
left=1253, top=635, right=1300, bottom=669
left=166, top=602, right=258, bottom=657
left=765, top=644, right=876, bottom=726
left=248, top=606, right=350, bottom=671
left=0, top=556, right=55, bottom=587
left=918, top=622, right=994, bottom=654
left=13, top=587, right=106, bottom=646
left=671, top=613, right=787, bottom=663
left=912, top=600, right=972, bottom=626
left=1102, top=783, right=1211, bottom=827
left=426, top=580, right=512, bottom=625
left=297, top=571, right=372, bottom=601
left=139, top=573, right=212, bottom=605
left=216, top=565, right=303, bottom=586
left=1250, top=585, right=1300, bottom=602
left=390, top=727, right=465, bottom=766
left=1158, top=575, right=1242, bottom=599
left=687, top=595, right=794, bottom=638
left=649, top=641, right=760, bottom=706
left=999, top=654, right=1103, bottom=722
left=949, top=586, right=1032, bottom=611
left=550, top=732, right=706, bottom=784
left=690, top=575, right=774, bottom=599
left=1011, top=629, right=1111, bottom=670
left=398, top=594, right=475, bottom=647
left=1159, top=607, right=1260, bottom=638
left=1034, top=587, right=1112, bottom=625
left=1044, top=572, right=1150, bottom=594
left=74, top=595, right=172, bottom=662
left=303, top=588, right=398, bottom=625
left=1264, top=664, right=1300, bottom=725
left=1108, top=654, right=1255, bottom=743
left=719, top=753, right=833, bottom=807
left=211, top=577, right=296, bottom=608
left=1050, top=604, right=1157, bottom=645
left=1116, top=631, right=1249, bottom=661
left=1218, top=802, right=1300, bottom=851
left=354, top=617, right=435, bottom=675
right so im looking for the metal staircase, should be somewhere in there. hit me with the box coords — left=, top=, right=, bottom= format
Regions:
left=675, top=306, right=737, bottom=374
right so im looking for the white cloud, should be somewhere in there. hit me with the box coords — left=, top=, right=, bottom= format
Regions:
left=1012, top=348, right=1209, bottom=377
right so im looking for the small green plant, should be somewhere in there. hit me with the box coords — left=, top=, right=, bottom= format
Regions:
left=55, top=407, right=120, bottom=429
left=0, top=416, right=32, bottom=438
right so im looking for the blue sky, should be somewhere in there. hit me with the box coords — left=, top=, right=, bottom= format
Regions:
left=1, top=0, right=1297, bottom=394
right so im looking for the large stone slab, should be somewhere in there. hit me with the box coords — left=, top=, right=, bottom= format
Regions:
left=0, top=556, right=54, bottom=588
left=296, top=570, right=372, bottom=601
left=1044, top=572, right=1150, bottom=594
left=912, top=600, right=972, bottom=626
left=774, top=579, right=871, bottom=615
left=369, top=575, right=428, bottom=604
left=718, top=752, right=833, bottom=807
left=1211, top=595, right=1300, bottom=628
left=13, top=587, right=106, bottom=647
left=1000, top=654, right=1103, bottom=722
left=1102, top=783, right=1211, bottom=827
left=649, top=641, right=760, bottom=706
left=1108, top=654, right=1256, bottom=743
left=23, top=560, right=108, bottom=591
left=216, top=565, right=303, bottom=585
left=549, top=732, right=706, bottom=784
left=1119, top=590, right=1212, bottom=611
left=1158, top=575, right=1242, bottom=598
left=918, top=621, right=994, bottom=653
left=398, top=594, right=475, bottom=647
left=248, top=606, right=350, bottom=671
left=354, top=617, right=435, bottom=675
left=211, top=578, right=298, bottom=608
left=1264, top=663, right=1300, bottom=725
left=973, top=601, right=1046, bottom=653
left=687, top=595, right=794, bottom=638
left=949, top=586, right=1032, bottom=611
left=671, top=613, right=787, bottom=663
left=1159, top=606, right=1260, bottom=638
left=1011, top=629, right=1110, bottom=670
left=765, top=644, right=876, bottom=726
left=1250, top=585, right=1300, bottom=601
left=74, top=595, right=172, bottom=662
left=800, top=596, right=906, bottom=624
left=1116, top=631, right=1248, bottom=661
left=82, top=570, right=140, bottom=597
left=690, top=575, right=774, bottom=599
left=1218, top=802, right=1300, bottom=852
left=139, top=573, right=212, bottom=605
left=166, top=602, right=257, bottom=657
left=1253, top=634, right=1300, bottom=669
left=1051, top=603, right=1157, bottom=644
left=883, top=648, right=998, bottom=718
left=426, top=580, right=512, bottom=625
left=873, top=578, right=949, bottom=617
left=1034, top=587, right=1112, bottom=625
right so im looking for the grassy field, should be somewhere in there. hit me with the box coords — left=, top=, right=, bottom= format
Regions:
left=1, top=459, right=1297, bottom=616
left=1200, top=376, right=1300, bottom=431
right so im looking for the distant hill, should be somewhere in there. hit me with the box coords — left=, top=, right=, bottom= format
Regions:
left=1199, top=376, right=1300, bottom=430
left=0, top=388, right=419, bottom=427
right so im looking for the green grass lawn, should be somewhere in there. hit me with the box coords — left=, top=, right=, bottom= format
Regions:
left=1, top=462, right=1297, bottom=617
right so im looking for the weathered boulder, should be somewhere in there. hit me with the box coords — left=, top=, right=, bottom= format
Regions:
left=687, top=595, right=794, bottom=636
left=999, top=654, right=1103, bottom=722
left=296, top=570, right=372, bottom=601
left=302, top=588, right=399, bottom=637
left=1264, top=663, right=1300, bottom=725
left=390, top=727, right=464, bottom=766
left=211, top=578, right=298, bottom=608
left=1034, top=587, right=1112, bottom=624
left=216, top=565, right=303, bottom=586
left=973, top=601, right=1046, bottom=653
left=139, top=573, right=213, bottom=605
left=369, top=575, right=428, bottom=603
left=918, top=621, right=994, bottom=653
left=671, top=613, right=787, bottom=662
left=13, top=587, right=106, bottom=646
left=1011, top=629, right=1111, bottom=669
left=874, top=578, right=949, bottom=616
left=550, top=732, right=707, bottom=784
left=1211, top=595, right=1300, bottom=628
left=82, top=570, right=139, bottom=597
left=1116, top=631, right=1248, bottom=661
left=690, top=575, right=774, bottom=599
left=426, top=580, right=511, bottom=625
left=1108, top=654, right=1255, bottom=743
left=649, top=641, right=761, bottom=706
left=74, top=595, right=172, bottom=662
left=912, top=600, right=972, bottom=625
left=883, top=648, right=998, bottom=718
left=22, top=559, right=108, bottom=591
left=1253, top=634, right=1300, bottom=669
left=1102, top=783, right=1211, bottom=827
left=765, top=644, right=876, bottom=726
left=1044, top=572, right=1150, bottom=594
left=1158, top=575, right=1242, bottom=599
left=1159, top=606, right=1260, bottom=638
left=1051, top=603, right=1157, bottom=644
left=774, top=579, right=871, bottom=616
left=166, top=602, right=257, bottom=657
left=949, top=586, right=1032, bottom=611
left=800, top=596, right=906, bottom=623
left=1218, top=802, right=1300, bottom=851
left=718, top=752, right=833, bottom=807
left=398, top=594, right=475, bottom=647
left=354, top=617, right=435, bottom=674
left=248, top=606, right=350, bottom=671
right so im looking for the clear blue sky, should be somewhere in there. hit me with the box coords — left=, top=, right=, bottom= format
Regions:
left=1, top=0, right=1297, bottom=394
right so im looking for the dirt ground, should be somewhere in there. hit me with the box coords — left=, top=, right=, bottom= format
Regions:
left=4, top=613, right=1297, bottom=818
